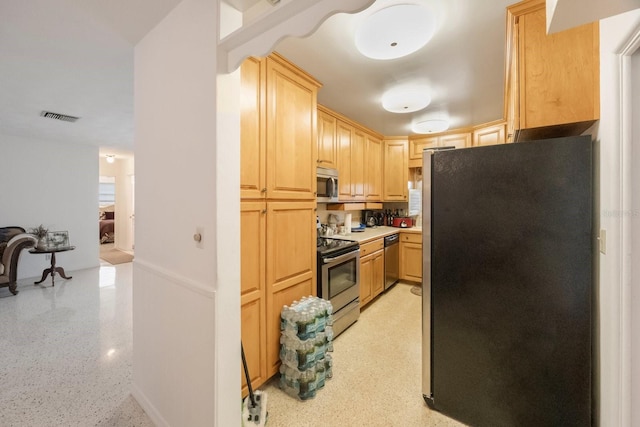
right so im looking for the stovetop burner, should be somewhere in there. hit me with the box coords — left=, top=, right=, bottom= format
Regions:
left=317, top=237, right=359, bottom=257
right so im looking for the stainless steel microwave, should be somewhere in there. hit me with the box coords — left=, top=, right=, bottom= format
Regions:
left=317, top=167, right=338, bottom=203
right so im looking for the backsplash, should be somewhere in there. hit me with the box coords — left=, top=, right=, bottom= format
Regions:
left=317, top=202, right=411, bottom=226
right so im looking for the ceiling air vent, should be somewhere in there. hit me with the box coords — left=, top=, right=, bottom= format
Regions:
left=40, top=110, right=80, bottom=123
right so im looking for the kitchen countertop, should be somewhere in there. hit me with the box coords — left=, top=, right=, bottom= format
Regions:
left=323, top=225, right=422, bottom=244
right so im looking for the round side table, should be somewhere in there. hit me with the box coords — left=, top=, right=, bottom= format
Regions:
left=29, top=246, right=76, bottom=286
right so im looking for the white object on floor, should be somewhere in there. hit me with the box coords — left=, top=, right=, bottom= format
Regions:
left=242, top=390, right=268, bottom=427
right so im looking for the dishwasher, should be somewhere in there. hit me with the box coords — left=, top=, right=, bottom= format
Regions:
left=384, top=233, right=399, bottom=290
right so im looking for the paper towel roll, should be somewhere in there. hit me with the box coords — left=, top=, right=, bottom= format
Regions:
left=345, top=213, right=352, bottom=234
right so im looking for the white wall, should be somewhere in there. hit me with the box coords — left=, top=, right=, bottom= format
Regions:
left=631, top=46, right=640, bottom=427
left=597, top=9, right=640, bottom=426
left=132, top=0, right=225, bottom=426
left=133, top=1, right=378, bottom=425
left=0, top=133, right=99, bottom=280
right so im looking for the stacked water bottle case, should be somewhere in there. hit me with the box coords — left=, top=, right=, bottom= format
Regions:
left=279, top=296, right=334, bottom=400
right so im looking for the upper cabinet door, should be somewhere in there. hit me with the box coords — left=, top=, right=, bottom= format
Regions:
left=383, top=138, right=408, bottom=201
left=409, top=136, right=438, bottom=159
left=439, top=132, right=471, bottom=149
left=317, top=108, right=338, bottom=169
left=336, top=120, right=353, bottom=200
left=350, top=128, right=366, bottom=201
left=336, top=119, right=367, bottom=201
left=473, top=122, right=506, bottom=146
left=240, top=57, right=266, bottom=199
left=506, top=0, right=599, bottom=138
left=266, top=55, right=320, bottom=200
left=365, top=134, right=383, bottom=201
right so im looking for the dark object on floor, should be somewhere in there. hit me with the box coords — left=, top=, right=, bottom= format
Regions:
left=100, top=248, right=133, bottom=265
left=410, top=286, right=422, bottom=296
left=1, top=226, right=37, bottom=295
left=242, top=342, right=268, bottom=426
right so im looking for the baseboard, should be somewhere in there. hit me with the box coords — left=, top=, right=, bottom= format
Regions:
left=131, top=383, right=171, bottom=427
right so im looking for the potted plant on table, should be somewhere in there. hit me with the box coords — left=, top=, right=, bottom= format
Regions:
left=29, top=224, right=49, bottom=249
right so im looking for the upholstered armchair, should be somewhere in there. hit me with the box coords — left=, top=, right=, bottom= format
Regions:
left=0, top=227, right=37, bottom=295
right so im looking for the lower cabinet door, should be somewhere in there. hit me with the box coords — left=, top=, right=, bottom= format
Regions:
left=401, top=242, right=423, bottom=282
left=372, top=250, right=385, bottom=297
left=267, top=278, right=314, bottom=376
left=241, top=201, right=267, bottom=395
left=360, top=253, right=374, bottom=307
left=241, top=297, right=267, bottom=396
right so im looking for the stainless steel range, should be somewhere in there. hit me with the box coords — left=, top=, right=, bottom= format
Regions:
left=317, top=237, right=360, bottom=337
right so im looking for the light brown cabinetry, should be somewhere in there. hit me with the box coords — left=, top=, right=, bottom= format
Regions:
left=472, top=121, right=507, bottom=146
left=264, top=203, right=316, bottom=376
left=365, top=134, right=383, bottom=201
left=409, top=136, right=438, bottom=159
left=266, top=54, right=321, bottom=199
left=240, top=200, right=317, bottom=388
left=400, top=232, right=422, bottom=282
left=505, top=0, right=599, bottom=141
left=383, top=138, right=408, bottom=201
left=372, top=251, right=385, bottom=297
left=317, top=107, right=337, bottom=169
left=240, top=54, right=320, bottom=390
left=337, top=120, right=366, bottom=201
left=240, top=201, right=267, bottom=396
left=240, top=57, right=266, bottom=199
left=359, top=239, right=385, bottom=307
left=439, top=133, right=471, bottom=149
left=241, top=54, right=321, bottom=200
left=408, top=132, right=471, bottom=162
left=265, top=201, right=317, bottom=375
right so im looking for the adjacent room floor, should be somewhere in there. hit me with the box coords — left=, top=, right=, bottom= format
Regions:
left=0, top=261, right=152, bottom=427
left=0, top=262, right=464, bottom=426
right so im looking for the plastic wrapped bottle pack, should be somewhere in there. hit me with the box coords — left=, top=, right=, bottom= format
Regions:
left=279, top=296, right=334, bottom=400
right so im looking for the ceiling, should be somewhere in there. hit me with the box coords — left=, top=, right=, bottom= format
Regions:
left=0, top=0, right=514, bottom=156
left=275, top=0, right=514, bottom=136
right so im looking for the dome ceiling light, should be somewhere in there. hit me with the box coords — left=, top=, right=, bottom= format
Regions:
left=382, top=86, right=431, bottom=113
left=412, top=119, right=450, bottom=134
left=355, top=3, right=436, bottom=60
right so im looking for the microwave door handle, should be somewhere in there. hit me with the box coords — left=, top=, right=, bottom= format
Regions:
left=329, top=177, right=337, bottom=196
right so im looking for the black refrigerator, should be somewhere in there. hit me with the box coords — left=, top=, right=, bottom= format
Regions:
left=422, top=136, right=593, bottom=426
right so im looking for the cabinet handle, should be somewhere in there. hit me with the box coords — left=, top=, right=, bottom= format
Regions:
left=261, top=209, right=267, bottom=214
left=317, top=159, right=321, bottom=163
left=261, top=188, right=267, bottom=193
left=313, top=191, right=317, bottom=195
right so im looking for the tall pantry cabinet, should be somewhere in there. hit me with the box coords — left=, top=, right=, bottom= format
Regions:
left=240, top=53, right=321, bottom=394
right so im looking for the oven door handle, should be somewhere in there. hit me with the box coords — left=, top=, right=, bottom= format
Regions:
left=323, top=249, right=359, bottom=264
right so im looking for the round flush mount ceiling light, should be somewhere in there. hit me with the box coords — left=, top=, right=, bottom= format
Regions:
left=412, top=119, right=450, bottom=134
left=382, top=86, right=431, bottom=113
left=355, top=3, right=436, bottom=60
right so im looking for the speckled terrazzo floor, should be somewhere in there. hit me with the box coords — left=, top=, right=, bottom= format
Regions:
left=261, top=282, right=467, bottom=427
left=1, top=265, right=467, bottom=427
left=0, top=261, right=153, bottom=427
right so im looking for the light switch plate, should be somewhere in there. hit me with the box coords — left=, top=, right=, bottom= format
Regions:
left=599, top=229, right=606, bottom=254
